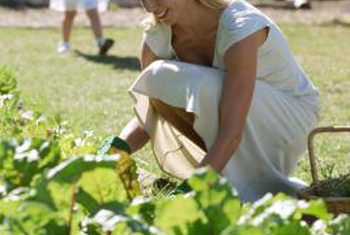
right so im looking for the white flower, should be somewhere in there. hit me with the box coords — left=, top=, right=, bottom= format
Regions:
left=0, top=185, right=7, bottom=196
left=2, top=94, right=13, bottom=100
left=93, top=210, right=126, bottom=232
left=16, top=139, right=32, bottom=153
left=83, top=130, right=94, bottom=137
left=311, top=220, right=327, bottom=233
left=1, top=94, right=15, bottom=108
left=14, top=149, right=39, bottom=162
left=74, top=138, right=84, bottom=147
left=21, top=110, right=34, bottom=121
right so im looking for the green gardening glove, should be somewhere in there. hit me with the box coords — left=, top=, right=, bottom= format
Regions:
left=171, top=180, right=193, bottom=195
left=99, top=136, right=131, bottom=155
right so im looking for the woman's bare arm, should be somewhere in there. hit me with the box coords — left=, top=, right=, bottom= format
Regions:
left=119, top=42, right=159, bottom=153
left=199, top=28, right=268, bottom=172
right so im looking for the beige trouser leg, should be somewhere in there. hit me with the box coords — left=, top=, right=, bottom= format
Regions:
left=149, top=98, right=207, bottom=152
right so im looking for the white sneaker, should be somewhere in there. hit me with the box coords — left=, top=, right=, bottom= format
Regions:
left=57, top=42, right=70, bottom=53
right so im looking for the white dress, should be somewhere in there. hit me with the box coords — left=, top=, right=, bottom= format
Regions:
left=50, top=0, right=109, bottom=12
left=129, top=0, right=320, bottom=202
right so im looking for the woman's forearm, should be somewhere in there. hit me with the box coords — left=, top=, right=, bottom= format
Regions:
left=199, top=82, right=253, bottom=172
left=199, top=31, right=260, bottom=172
left=119, top=117, right=150, bottom=153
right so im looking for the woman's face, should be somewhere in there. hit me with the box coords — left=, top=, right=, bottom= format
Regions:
left=141, top=0, right=187, bottom=25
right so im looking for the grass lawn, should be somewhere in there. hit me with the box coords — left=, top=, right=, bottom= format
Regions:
left=0, top=24, right=349, bottom=182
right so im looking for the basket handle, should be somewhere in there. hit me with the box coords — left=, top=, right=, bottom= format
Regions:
left=308, top=126, right=350, bottom=185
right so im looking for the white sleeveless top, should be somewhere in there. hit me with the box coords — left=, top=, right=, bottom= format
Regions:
left=142, top=0, right=319, bottom=106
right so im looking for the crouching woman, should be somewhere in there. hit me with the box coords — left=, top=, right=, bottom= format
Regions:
left=114, top=0, right=319, bottom=202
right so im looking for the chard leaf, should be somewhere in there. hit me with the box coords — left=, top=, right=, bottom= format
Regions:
left=154, top=195, right=210, bottom=235
left=188, top=167, right=241, bottom=234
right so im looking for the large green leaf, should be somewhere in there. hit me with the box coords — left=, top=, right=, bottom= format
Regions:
left=295, top=199, right=331, bottom=221
left=221, top=225, right=266, bottom=235
left=154, top=195, right=210, bottom=235
left=270, top=219, right=311, bottom=235
left=45, top=155, right=119, bottom=184
left=80, top=209, right=156, bottom=235
left=76, top=187, right=101, bottom=215
left=76, top=187, right=126, bottom=216
left=32, top=173, right=57, bottom=210
left=187, top=168, right=242, bottom=234
left=39, top=154, right=141, bottom=213
left=0, top=138, right=61, bottom=192
left=31, top=155, right=121, bottom=210
left=0, top=200, right=68, bottom=235
left=328, top=215, right=350, bottom=235
left=238, top=193, right=331, bottom=234
left=127, top=198, right=156, bottom=225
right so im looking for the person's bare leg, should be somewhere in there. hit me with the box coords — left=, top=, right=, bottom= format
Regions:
left=85, top=9, right=103, bottom=41
left=62, top=10, right=77, bottom=42
left=119, top=117, right=150, bottom=153
left=149, top=98, right=207, bottom=151
left=85, top=8, right=114, bottom=55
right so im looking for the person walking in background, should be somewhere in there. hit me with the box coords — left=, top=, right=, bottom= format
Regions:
left=50, top=0, right=114, bottom=54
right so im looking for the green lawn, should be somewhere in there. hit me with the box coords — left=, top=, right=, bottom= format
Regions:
left=0, top=24, right=349, bottom=182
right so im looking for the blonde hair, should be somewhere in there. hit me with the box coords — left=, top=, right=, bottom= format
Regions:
left=144, top=0, right=232, bottom=26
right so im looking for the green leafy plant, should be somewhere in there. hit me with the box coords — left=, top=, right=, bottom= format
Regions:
left=1, top=69, right=350, bottom=234
left=0, top=66, right=17, bottom=95
left=0, top=138, right=61, bottom=193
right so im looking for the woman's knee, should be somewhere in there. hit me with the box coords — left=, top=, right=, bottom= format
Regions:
left=144, top=60, right=206, bottom=78
left=143, top=60, right=175, bottom=78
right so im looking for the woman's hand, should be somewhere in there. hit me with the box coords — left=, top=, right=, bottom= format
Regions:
left=199, top=28, right=268, bottom=172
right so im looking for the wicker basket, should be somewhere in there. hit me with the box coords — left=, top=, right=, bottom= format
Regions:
left=298, top=126, right=350, bottom=216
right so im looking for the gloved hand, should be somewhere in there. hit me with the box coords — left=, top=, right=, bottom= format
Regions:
left=171, top=179, right=193, bottom=195
left=99, top=136, right=131, bottom=155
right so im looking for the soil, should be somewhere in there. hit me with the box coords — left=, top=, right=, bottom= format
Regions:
left=0, top=0, right=349, bottom=28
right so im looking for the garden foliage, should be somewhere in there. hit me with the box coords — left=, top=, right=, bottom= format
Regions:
left=0, top=67, right=349, bottom=234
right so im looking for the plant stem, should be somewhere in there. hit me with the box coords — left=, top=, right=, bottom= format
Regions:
left=67, top=178, right=79, bottom=235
